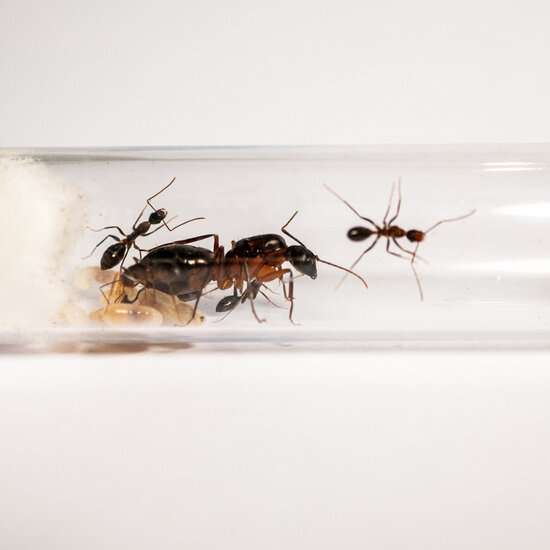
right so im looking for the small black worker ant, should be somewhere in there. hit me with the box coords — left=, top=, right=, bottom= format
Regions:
left=83, top=177, right=203, bottom=270
left=325, top=180, right=476, bottom=300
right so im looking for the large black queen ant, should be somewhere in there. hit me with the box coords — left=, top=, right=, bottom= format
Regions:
left=83, top=178, right=203, bottom=270
left=325, top=180, right=476, bottom=300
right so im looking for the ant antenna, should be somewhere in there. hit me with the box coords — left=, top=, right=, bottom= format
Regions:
left=166, top=216, right=206, bottom=233
left=148, top=177, right=176, bottom=204
left=281, top=211, right=307, bottom=247
left=382, top=181, right=396, bottom=226
left=424, top=209, right=477, bottom=235
left=410, top=242, right=424, bottom=301
left=316, top=257, right=368, bottom=290
left=410, top=208, right=476, bottom=301
left=323, top=185, right=378, bottom=228
left=281, top=210, right=368, bottom=290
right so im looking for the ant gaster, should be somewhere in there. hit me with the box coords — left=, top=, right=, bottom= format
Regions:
left=83, top=178, right=203, bottom=270
left=325, top=180, right=476, bottom=300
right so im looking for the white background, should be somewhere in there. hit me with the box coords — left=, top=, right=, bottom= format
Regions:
left=2, top=1, right=550, bottom=549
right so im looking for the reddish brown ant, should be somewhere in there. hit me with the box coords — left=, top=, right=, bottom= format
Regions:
left=83, top=178, right=203, bottom=270
left=120, top=212, right=368, bottom=324
left=211, top=211, right=368, bottom=323
left=325, top=180, right=475, bottom=300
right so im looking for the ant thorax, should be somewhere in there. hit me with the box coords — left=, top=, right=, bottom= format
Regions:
left=384, top=226, right=406, bottom=239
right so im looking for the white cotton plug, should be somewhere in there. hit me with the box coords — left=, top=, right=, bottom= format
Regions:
left=0, top=156, right=87, bottom=328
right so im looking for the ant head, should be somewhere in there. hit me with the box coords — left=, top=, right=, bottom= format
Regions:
left=280, top=209, right=368, bottom=289
left=347, top=226, right=373, bottom=242
left=288, top=245, right=317, bottom=279
left=281, top=211, right=317, bottom=279
left=149, top=208, right=167, bottom=225
left=121, top=263, right=146, bottom=287
left=406, top=229, right=424, bottom=243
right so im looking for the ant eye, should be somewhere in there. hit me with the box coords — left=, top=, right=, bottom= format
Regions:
left=406, top=229, right=424, bottom=242
left=347, top=227, right=372, bottom=241
left=149, top=209, right=167, bottom=224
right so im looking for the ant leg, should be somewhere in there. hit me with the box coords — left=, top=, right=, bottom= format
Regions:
left=287, top=270, right=300, bottom=326
left=241, top=281, right=262, bottom=304
left=82, top=234, right=121, bottom=260
left=201, top=286, right=218, bottom=297
left=323, top=185, right=379, bottom=228
left=385, top=239, right=424, bottom=299
left=336, top=236, right=380, bottom=289
left=385, top=237, right=411, bottom=261
left=260, top=268, right=296, bottom=318
left=187, top=288, right=207, bottom=326
left=98, top=281, right=115, bottom=304
left=410, top=242, right=424, bottom=301
left=87, top=225, right=125, bottom=236
left=144, top=216, right=205, bottom=235
left=118, top=247, right=131, bottom=269
left=98, top=276, right=127, bottom=304
left=186, top=267, right=215, bottom=325
left=121, top=286, right=145, bottom=304
left=391, top=238, right=429, bottom=265
left=141, top=216, right=204, bottom=237
left=349, top=236, right=380, bottom=271
left=133, top=243, right=149, bottom=255
left=259, top=287, right=286, bottom=309
left=382, top=182, right=396, bottom=226
left=243, top=261, right=265, bottom=324
left=260, top=283, right=279, bottom=296
left=275, top=270, right=293, bottom=303
left=388, top=178, right=402, bottom=225
left=142, top=217, right=177, bottom=237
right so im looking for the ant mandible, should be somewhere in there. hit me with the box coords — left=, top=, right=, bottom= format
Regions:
left=325, top=180, right=476, bottom=300
left=83, top=177, right=203, bottom=270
